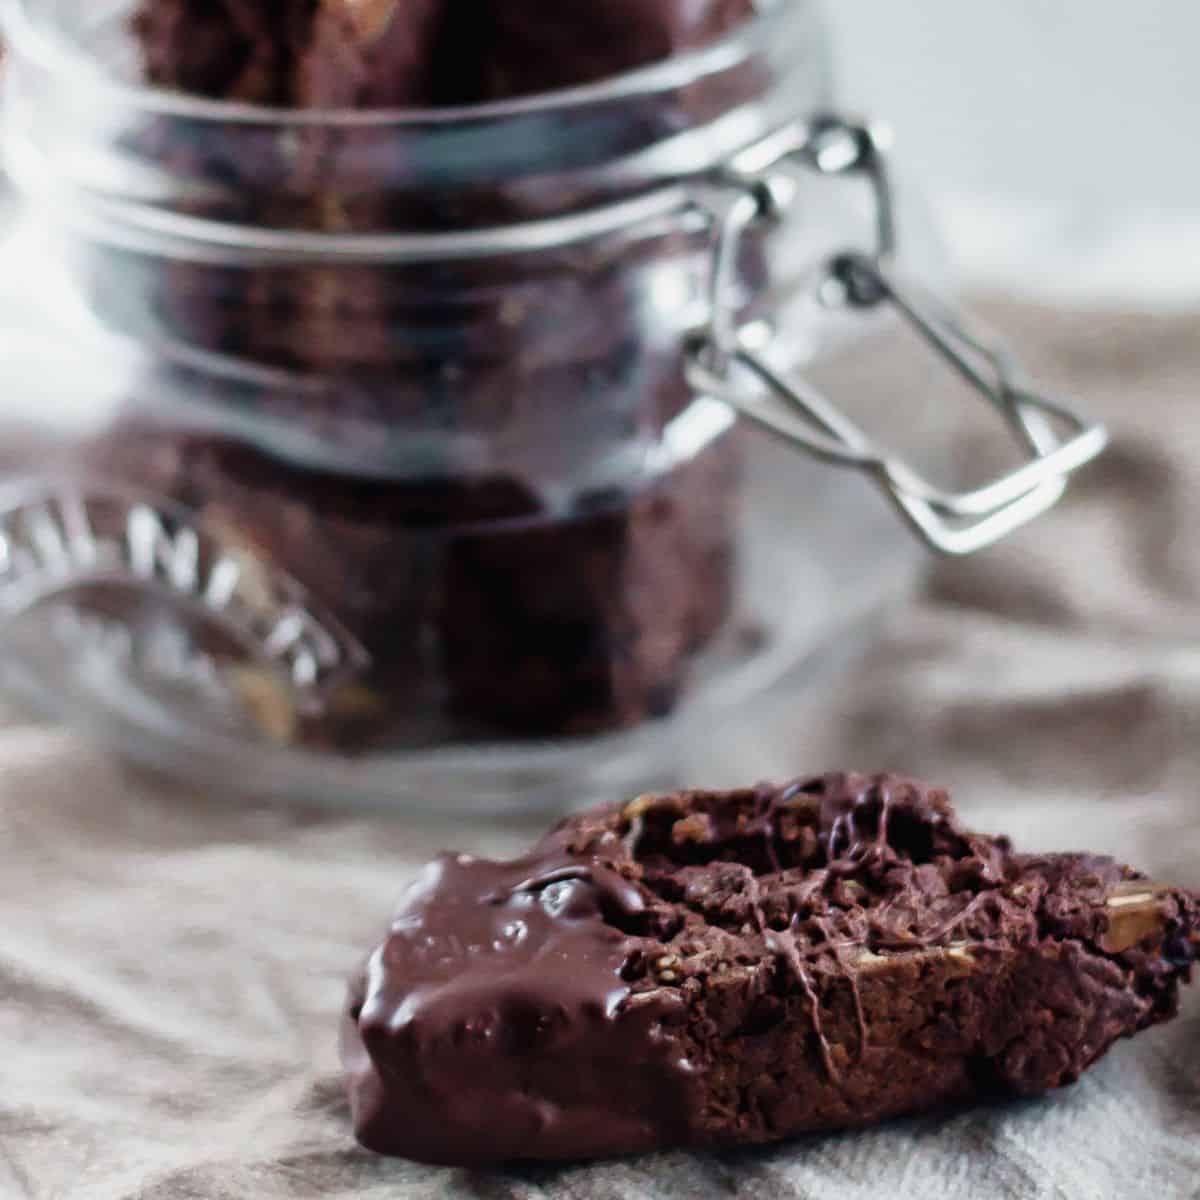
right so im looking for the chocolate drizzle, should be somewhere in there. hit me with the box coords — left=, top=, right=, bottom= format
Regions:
left=343, top=773, right=1200, bottom=1165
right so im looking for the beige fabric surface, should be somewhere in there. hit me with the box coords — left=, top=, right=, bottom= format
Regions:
left=3, top=303, right=1200, bottom=1199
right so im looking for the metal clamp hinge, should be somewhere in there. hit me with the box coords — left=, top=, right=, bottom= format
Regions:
left=686, top=115, right=1109, bottom=556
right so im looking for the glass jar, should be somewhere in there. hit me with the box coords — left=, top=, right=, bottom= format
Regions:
left=0, top=0, right=1105, bottom=811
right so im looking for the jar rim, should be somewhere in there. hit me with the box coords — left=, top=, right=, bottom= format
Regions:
left=1, top=0, right=804, bottom=128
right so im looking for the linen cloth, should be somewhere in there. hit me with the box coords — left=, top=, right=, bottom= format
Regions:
left=2, top=302, right=1199, bottom=1199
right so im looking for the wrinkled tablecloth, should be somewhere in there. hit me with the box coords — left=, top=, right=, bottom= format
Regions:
left=3, top=302, right=1199, bottom=1199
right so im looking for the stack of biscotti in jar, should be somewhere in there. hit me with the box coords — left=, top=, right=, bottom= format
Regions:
left=110, top=1, right=763, bottom=748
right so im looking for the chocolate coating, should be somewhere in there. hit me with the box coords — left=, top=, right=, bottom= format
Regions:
left=343, top=773, right=1200, bottom=1164
left=344, top=851, right=694, bottom=1163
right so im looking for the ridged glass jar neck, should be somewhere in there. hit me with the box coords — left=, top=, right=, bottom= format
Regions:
left=1, top=0, right=831, bottom=248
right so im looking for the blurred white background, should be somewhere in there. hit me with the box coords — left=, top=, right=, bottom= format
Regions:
left=827, top=1, right=1200, bottom=308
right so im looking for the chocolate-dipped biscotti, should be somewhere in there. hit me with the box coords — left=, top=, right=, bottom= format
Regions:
left=343, top=773, right=1199, bottom=1164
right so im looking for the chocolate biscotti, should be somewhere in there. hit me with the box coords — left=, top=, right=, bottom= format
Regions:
left=481, top=0, right=758, bottom=98
left=133, top=1, right=759, bottom=107
left=82, top=421, right=738, bottom=745
left=342, top=773, right=1199, bottom=1164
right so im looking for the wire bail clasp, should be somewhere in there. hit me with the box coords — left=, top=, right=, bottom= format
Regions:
left=686, top=115, right=1109, bottom=556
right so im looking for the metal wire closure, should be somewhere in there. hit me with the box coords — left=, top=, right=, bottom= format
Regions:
left=685, top=115, right=1109, bottom=556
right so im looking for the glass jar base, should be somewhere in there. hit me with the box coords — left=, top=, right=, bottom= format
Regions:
left=0, top=431, right=923, bottom=813
left=0, top=571, right=916, bottom=816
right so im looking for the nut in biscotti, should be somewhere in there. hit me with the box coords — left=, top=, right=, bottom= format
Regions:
left=294, top=0, right=447, bottom=107
left=341, top=773, right=1200, bottom=1165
